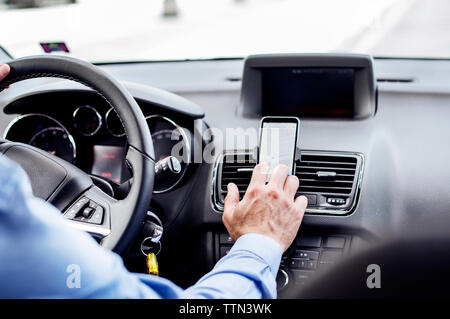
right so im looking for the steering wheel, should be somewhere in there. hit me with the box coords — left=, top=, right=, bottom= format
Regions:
left=0, top=55, right=155, bottom=254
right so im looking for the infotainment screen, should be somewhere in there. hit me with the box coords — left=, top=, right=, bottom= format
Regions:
left=261, top=68, right=355, bottom=118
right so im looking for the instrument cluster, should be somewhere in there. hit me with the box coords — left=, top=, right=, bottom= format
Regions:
left=4, top=105, right=191, bottom=193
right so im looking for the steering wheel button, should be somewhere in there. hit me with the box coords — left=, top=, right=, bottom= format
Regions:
left=88, top=201, right=98, bottom=209
left=82, top=207, right=94, bottom=218
left=73, top=197, right=89, bottom=211
left=89, top=206, right=104, bottom=225
left=65, top=208, right=77, bottom=219
left=77, top=197, right=89, bottom=204
left=65, top=198, right=90, bottom=219
left=74, top=202, right=84, bottom=209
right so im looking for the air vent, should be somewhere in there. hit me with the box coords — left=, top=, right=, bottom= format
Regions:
left=212, top=151, right=364, bottom=215
left=296, top=154, right=356, bottom=195
left=226, top=76, right=242, bottom=82
left=219, top=153, right=256, bottom=201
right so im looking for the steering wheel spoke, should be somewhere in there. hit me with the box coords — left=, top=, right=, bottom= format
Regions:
left=63, top=186, right=115, bottom=240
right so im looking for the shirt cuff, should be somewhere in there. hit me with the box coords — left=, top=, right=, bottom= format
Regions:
left=229, top=233, right=282, bottom=278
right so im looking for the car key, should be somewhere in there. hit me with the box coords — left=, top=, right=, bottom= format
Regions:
left=141, top=235, right=162, bottom=276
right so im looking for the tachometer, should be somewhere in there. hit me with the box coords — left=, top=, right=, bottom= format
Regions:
left=29, top=127, right=76, bottom=163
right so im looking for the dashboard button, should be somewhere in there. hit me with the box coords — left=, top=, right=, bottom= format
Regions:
left=327, top=197, right=346, bottom=205
left=220, top=246, right=232, bottom=258
left=294, top=250, right=319, bottom=260
left=289, top=258, right=308, bottom=269
left=219, top=233, right=234, bottom=244
left=306, top=260, right=318, bottom=270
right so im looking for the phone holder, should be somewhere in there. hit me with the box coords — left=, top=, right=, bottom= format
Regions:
left=295, top=146, right=301, bottom=162
left=251, top=146, right=302, bottom=162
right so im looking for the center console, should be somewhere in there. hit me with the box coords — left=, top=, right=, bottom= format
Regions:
left=215, top=231, right=353, bottom=292
left=208, top=54, right=376, bottom=293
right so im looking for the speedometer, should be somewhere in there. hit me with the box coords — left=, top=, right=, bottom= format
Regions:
left=4, top=113, right=77, bottom=164
left=146, top=115, right=190, bottom=193
left=29, top=127, right=76, bottom=163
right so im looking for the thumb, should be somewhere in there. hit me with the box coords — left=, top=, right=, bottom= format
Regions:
left=294, top=195, right=308, bottom=216
left=0, top=64, right=10, bottom=82
left=223, top=183, right=239, bottom=220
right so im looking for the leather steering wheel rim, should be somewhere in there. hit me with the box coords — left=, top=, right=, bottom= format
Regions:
left=0, top=55, right=155, bottom=254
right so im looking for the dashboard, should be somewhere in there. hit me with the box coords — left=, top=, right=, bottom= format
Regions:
left=1, top=55, right=449, bottom=296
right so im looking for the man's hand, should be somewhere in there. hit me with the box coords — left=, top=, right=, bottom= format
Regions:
left=0, top=64, right=10, bottom=81
left=222, top=163, right=308, bottom=253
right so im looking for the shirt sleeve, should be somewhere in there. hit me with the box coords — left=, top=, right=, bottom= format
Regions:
left=183, top=234, right=282, bottom=299
left=0, top=155, right=281, bottom=299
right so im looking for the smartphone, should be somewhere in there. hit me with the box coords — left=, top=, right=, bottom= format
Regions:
left=258, top=116, right=300, bottom=180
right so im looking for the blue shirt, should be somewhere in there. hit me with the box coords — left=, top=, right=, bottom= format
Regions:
left=0, top=155, right=282, bottom=298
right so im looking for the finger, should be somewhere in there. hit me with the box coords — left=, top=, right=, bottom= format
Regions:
left=294, top=195, right=308, bottom=214
left=248, top=162, right=269, bottom=188
left=223, top=183, right=240, bottom=225
left=284, top=175, right=299, bottom=199
left=0, top=64, right=10, bottom=81
left=268, top=164, right=289, bottom=189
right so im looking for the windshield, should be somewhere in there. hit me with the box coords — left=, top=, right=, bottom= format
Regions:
left=0, top=0, right=448, bottom=62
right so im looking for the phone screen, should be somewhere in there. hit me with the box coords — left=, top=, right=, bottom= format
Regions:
left=259, top=119, right=298, bottom=179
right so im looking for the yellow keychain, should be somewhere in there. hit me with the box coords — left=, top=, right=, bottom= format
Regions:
left=146, top=252, right=159, bottom=276
left=141, top=237, right=161, bottom=276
